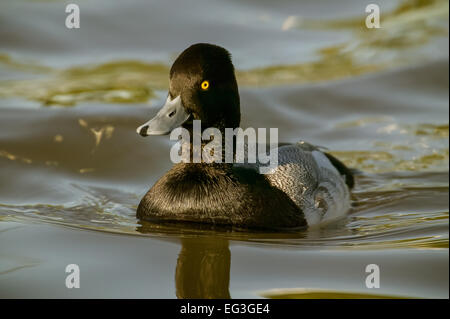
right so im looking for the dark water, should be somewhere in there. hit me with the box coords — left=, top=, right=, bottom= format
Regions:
left=0, top=0, right=448, bottom=298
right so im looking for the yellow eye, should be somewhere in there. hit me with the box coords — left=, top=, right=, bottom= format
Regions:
left=201, top=80, right=209, bottom=90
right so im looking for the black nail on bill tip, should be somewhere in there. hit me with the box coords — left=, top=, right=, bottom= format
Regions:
left=139, top=125, right=149, bottom=136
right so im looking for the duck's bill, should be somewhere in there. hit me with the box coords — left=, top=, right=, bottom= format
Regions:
left=136, top=95, right=190, bottom=136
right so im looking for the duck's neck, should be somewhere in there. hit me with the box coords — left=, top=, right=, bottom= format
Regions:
left=178, top=127, right=238, bottom=165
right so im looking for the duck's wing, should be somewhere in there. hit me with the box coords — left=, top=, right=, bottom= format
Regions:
left=278, top=142, right=354, bottom=189
left=262, top=141, right=352, bottom=226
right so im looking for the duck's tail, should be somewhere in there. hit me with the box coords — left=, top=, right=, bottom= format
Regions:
left=323, top=153, right=355, bottom=189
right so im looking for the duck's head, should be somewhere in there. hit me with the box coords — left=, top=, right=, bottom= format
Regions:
left=137, top=43, right=240, bottom=136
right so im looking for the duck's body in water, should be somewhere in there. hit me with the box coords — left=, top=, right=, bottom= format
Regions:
left=136, top=43, right=354, bottom=230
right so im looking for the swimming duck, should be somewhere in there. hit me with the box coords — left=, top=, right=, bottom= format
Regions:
left=136, top=43, right=354, bottom=229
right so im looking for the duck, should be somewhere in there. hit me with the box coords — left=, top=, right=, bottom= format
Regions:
left=136, top=43, right=354, bottom=230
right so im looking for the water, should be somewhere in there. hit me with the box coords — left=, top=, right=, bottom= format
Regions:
left=0, top=0, right=448, bottom=298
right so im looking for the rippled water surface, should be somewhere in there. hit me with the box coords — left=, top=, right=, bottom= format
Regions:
left=0, top=0, right=448, bottom=298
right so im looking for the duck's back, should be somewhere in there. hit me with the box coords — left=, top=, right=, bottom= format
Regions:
left=236, top=141, right=352, bottom=226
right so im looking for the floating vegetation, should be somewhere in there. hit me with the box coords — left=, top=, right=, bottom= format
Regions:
left=0, top=60, right=168, bottom=106
left=330, top=121, right=449, bottom=173
left=0, top=0, right=447, bottom=106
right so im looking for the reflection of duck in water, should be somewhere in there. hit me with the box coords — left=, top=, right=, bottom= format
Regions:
left=136, top=43, right=354, bottom=229
left=175, top=237, right=230, bottom=299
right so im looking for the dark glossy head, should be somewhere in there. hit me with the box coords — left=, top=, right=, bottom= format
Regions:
left=137, top=43, right=240, bottom=136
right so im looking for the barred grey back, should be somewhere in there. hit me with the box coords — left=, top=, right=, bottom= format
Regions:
left=234, top=141, right=351, bottom=226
